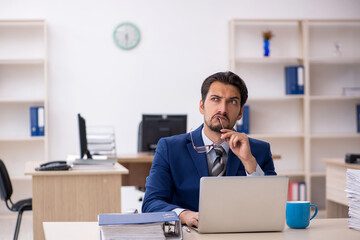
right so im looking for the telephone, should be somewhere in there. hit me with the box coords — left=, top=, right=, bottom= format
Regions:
left=35, top=160, right=71, bottom=171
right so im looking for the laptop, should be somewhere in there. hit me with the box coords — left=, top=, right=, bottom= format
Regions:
left=197, top=176, right=289, bottom=233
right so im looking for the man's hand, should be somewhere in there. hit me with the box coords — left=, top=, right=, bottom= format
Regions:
left=179, top=210, right=199, bottom=227
left=220, top=129, right=257, bottom=174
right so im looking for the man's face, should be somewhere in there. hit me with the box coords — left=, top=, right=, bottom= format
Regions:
left=199, top=81, right=243, bottom=133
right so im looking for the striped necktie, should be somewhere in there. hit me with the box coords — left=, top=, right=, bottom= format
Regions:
left=211, top=146, right=225, bottom=176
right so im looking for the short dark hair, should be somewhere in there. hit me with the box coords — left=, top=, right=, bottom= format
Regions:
left=201, top=71, right=248, bottom=107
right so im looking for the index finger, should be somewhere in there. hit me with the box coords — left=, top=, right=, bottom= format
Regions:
left=220, top=129, right=233, bottom=133
left=220, top=130, right=237, bottom=140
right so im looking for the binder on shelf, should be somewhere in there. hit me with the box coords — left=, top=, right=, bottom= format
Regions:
left=288, top=181, right=306, bottom=201
left=343, top=87, right=360, bottom=96
left=30, top=106, right=45, bottom=137
left=236, top=105, right=249, bottom=134
left=98, top=211, right=183, bottom=240
left=30, top=107, right=38, bottom=136
left=288, top=181, right=299, bottom=201
left=285, top=66, right=304, bottom=95
left=357, top=104, right=360, bottom=133
left=37, top=106, right=45, bottom=136
left=298, top=182, right=306, bottom=201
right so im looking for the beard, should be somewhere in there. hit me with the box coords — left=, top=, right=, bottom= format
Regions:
left=206, top=121, right=223, bottom=133
left=204, top=114, right=232, bottom=133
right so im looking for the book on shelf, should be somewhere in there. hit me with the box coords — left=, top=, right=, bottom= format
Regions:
left=38, top=106, right=45, bottom=136
left=288, top=181, right=298, bottom=201
left=343, top=87, right=360, bottom=96
left=357, top=104, right=360, bottom=133
left=285, top=66, right=304, bottom=95
left=29, top=106, right=45, bottom=137
left=30, top=107, right=38, bottom=136
left=298, top=182, right=306, bottom=201
left=98, top=211, right=183, bottom=240
left=236, top=105, right=249, bottom=134
left=288, top=181, right=306, bottom=201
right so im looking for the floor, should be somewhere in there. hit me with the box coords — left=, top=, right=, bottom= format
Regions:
left=0, top=212, right=33, bottom=240
left=0, top=187, right=326, bottom=240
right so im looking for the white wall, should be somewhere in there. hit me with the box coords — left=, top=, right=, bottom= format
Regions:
left=1, top=0, right=360, bottom=160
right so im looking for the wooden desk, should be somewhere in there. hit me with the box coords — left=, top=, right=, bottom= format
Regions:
left=117, top=152, right=153, bottom=188
left=43, top=218, right=360, bottom=240
left=322, top=158, right=360, bottom=218
left=25, top=162, right=128, bottom=240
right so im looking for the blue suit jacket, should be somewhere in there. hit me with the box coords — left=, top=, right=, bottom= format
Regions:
left=142, top=125, right=276, bottom=213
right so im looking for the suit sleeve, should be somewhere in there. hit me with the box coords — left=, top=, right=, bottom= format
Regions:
left=142, top=138, right=181, bottom=213
left=261, top=141, right=277, bottom=176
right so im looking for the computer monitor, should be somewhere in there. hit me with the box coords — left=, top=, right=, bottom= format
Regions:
left=78, top=113, right=92, bottom=159
left=138, top=114, right=187, bottom=152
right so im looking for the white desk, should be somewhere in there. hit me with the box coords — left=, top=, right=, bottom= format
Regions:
left=322, top=158, right=360, bottom=218
left=25, top=161, right=128, bottom=240
left=43, top=218, right=360, bottom=240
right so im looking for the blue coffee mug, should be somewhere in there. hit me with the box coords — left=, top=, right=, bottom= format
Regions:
left=286, top=201, right=318, bottom=229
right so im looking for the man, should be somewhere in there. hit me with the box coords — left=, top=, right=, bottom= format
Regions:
left=142, top=71, right=276, bottom=227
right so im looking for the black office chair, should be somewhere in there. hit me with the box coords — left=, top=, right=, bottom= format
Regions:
left=0, top=159, right=32, bottom=240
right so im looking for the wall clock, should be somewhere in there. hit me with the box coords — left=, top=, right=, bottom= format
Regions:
left=113, top=22, right=141, bottom=50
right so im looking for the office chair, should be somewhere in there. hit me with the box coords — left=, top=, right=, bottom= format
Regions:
left=0, top=159, right=32, bottom=240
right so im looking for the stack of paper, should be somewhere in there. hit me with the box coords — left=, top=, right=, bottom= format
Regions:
left=71, top=158, right=117, bottom=170
left=87, top=126, right=117, bottom=158
left=346, top=169, right=360, bottom=231
left=98, top=212, right=182, bottom=240
left=100, top=223, right=165, bottom=240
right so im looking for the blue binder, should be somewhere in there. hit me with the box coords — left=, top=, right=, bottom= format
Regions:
left=285, top=66, right=304, bottom=95
left=37, top=106, right=45, bottom=136
left=357, top=104, right=360, bottom=133
left=30, top=107, right=38, bottom=136
left=237, top=105, right=250, bottom=134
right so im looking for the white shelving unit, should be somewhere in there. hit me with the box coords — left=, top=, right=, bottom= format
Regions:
left=229, top=19, right=360, bottom=209
left=0, top=19, right=47, bottom=213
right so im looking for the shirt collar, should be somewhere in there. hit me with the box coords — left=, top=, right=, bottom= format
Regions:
left=201, top=127, right=229, bottom=154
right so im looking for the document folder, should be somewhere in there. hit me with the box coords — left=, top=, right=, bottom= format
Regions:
left=98, top=211, right=183, bottom=239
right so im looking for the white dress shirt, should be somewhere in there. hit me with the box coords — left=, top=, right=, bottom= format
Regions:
left=201, top=129, right=264, bottom=176
left=172, top=129, right=264, bottom=216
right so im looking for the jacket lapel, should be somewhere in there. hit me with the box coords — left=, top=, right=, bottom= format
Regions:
left=186, top=125, right=209, bottom=177
left=226, top=150, right=246, bottom=176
